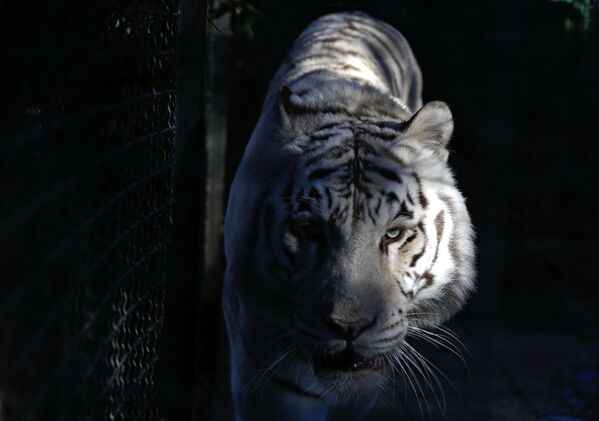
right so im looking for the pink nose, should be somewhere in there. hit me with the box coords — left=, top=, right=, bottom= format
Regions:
left=324, top=316, right=375, bottom=340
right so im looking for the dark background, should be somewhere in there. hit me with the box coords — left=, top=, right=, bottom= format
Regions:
left=1, top=0, right=598, bottom=420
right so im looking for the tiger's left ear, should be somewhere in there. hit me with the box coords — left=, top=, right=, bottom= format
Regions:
left=403, top=101, right=453, bottom=161
left=278, top=85, right=308, bottom=127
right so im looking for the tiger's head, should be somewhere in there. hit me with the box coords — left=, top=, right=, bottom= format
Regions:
left=226, top=78, right=475, bottom=401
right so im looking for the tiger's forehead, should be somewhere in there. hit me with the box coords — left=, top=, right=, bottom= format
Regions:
left=304, top=117, right=407, bottom=146
left=287, top=123, right=425, bottom=228
left=300, top=118, right=407, bottom=167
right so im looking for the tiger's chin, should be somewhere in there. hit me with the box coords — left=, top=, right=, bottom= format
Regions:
left=311, top=349, right=389, bottom=400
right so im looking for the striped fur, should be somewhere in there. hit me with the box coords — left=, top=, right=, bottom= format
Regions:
left=224, top=12, right=476, bottom=420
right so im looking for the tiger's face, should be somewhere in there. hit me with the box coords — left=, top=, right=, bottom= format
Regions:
left=254, top=93, right=475, bottom=398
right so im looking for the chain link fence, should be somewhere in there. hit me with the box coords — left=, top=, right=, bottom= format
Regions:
left=0, top=1, right=185, bottom=419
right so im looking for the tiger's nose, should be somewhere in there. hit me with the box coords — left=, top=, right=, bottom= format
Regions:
left=324, top=315, right=376, bottom=340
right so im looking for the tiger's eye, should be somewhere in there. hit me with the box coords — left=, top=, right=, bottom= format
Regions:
left=385, top=228, right=401, bottom=239
left=290, top=220, right=326, bottom=244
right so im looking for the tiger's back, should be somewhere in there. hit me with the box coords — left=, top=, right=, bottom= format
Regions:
left=270, top=12, right=422, bottom=112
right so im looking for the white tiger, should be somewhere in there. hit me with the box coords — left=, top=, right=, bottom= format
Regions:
left=223, top=11, right=476, bottom=420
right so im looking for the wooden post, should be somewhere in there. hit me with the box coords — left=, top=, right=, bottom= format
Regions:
left=200, top=4, right=232, bottom=419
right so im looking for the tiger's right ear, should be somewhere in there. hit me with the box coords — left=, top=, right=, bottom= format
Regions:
left=403, top=101, right=454, bottom=148
left=402, top=101, right=454, bottom=162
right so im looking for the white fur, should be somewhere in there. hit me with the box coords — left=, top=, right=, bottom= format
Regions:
left=224, top=12, right=475, bottom=420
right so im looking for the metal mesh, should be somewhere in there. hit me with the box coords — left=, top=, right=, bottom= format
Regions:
left=0, top=1, right=178, bottom=419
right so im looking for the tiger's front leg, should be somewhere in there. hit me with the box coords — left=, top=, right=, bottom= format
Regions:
left=227, top=335, right=327, bottom=421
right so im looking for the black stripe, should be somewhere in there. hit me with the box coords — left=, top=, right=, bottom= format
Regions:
left=330, top=204, right=341, bottom=219
left=317, top=36, right=343, bottom=44
left=437, top=193, right=457, bottom=220
left=372, top=120, right=406, bottom=131
left=339, top=204, right=350, bottom=220
left=317, top=122, right=344, bottom=131
left=367, top=202, right=377, bottom=224
left=413, top=173, right=428, bottom=209
left=373, top=197, right=382, bottom=216
left=364, top=162, right=402, bottom=183
left=403, top=233, right=417, bottom=245
left=324, top=187, right=332, bottom=208
left=308, top=166, right=338, bottom=180
left=410, top=224, right=427, bottom=267
left=385, top=191, right=399, bottom=204
left=375, top=144, right=405, bottom=166
left=310, top=132, right=335, bottom=141
left=337, top=63, right=362, bottom=72
left=410, top=246, right=426, bottom=268
left=360, top=174, right=376, bottom=185
left=308, top=187, right=321, bottom=201
left=336, top=190, right=352, bottom=200
left=360, top=128, right=398, bottom=140
left=422, top=272, right=435, bottom=287
left=305, top=145, right=349, bottom=166
left=329, top=183, right=351, bottom=194
left=394, top=201, right=413, bottom=220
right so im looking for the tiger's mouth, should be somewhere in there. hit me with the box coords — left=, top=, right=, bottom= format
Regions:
left=313, top=349, right=386, bottom=372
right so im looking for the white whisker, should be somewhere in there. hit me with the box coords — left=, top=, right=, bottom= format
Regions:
left=398, top=345, right=432, bottom=418
left=400, top=340, right=446, bottom=415
left=403, top=340, right=459, bottom=394
left=407, top=326, right=469, bottom=369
